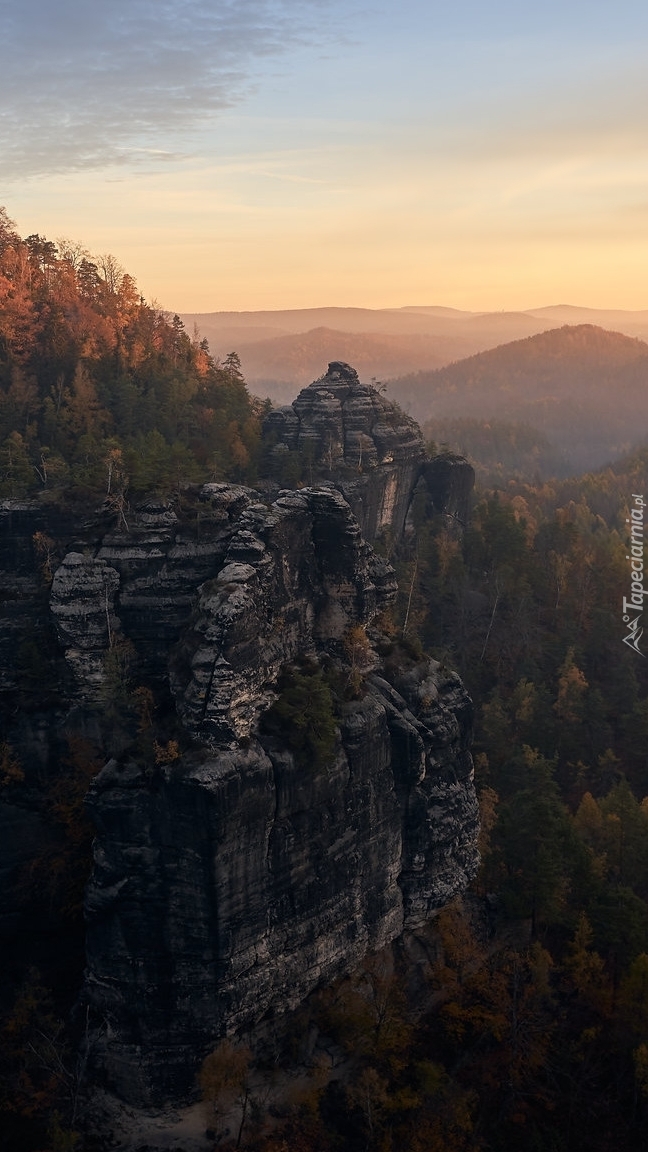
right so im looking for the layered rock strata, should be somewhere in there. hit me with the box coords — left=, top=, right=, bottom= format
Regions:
left=78, top=483, right=479, bottom=1105
left=170, top=486, right=395, bottom=745
left=263, top=361, right=426, bottom=541
left=262, top=361, right=473, bottom=541
left=48, top=486, right=255, bottom=695
left=0, top=368, right=479, bottom=1109
left=83, top=660, right=478, bottom=1104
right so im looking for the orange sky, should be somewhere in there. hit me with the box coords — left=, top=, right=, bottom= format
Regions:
left=3, top=1, right=648, bottom=313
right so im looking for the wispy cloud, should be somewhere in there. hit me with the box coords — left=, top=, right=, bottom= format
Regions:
left=0, top=0, right=348, bottom=179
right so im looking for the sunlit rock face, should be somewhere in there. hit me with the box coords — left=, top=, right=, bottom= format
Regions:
left=50, top=553, right=121, bottom=692
left=48, top=487, right=254, bottom=692
left=170, top=486, right=396, bottom=746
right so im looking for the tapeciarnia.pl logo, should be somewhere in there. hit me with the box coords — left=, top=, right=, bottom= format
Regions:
left=622, top=493, right=645, bottom=656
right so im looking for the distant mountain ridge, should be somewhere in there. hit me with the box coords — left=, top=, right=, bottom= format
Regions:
left=179, top=304, right=648, bottom=403
left=227, top=327, right=469, bottom=403
left=388, top=324, right=648, bottom=473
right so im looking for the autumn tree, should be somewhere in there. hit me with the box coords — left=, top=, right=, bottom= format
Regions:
left=200, top=1039, right=254, bottom=1147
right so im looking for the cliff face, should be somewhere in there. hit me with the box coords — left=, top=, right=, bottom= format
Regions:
left=169, top=486, right=395, bottom=746
left=0, top=369, right=479, bottom=1109
left=84, top=670, right=477, bottom=1105
left=76, top=483, right=478, bottom=1103
left=49, top=487, right=253, bottom=693
left=263, top=361, right=428, bottom=542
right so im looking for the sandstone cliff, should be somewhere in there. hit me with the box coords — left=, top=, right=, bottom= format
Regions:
left=74, top=484, right=478, bottom=1103
left=262, top=361, right=472, bottom=542
left=0, top=367, right=479, bottom=1109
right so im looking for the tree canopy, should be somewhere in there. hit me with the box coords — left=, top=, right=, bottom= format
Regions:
left=0, top=208, right=264, bottom=504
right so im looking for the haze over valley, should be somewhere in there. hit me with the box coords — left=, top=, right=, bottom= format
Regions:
left=181, top=304, right=648, bottom=401
left=180, top=306, right=648, bottom=475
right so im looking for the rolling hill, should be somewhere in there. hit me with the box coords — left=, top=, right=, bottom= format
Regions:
left=230, top=327, right=466, bottom=402
left=179, top=307, right=548, bottom=399
left=179, top=305, right=648, bottom=402
left=388, top=324, right=648, bottom=473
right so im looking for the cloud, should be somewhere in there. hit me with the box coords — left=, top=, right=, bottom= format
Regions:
left=0, top=0, right=348, bottom=179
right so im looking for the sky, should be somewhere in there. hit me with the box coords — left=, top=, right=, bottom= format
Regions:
left=2, top=0, right=648, bottom=312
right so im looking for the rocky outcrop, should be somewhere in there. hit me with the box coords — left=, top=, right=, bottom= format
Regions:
left=262, top=362, right=474, bottom=542
left=0, top=488, right=253, bottom=940
left=94, top=488, right=253, bottom=677
left=170, top=486, right=396, bottom=746
left=77, top=481, right=478, bottom=1105
left=84, top=665, right=477, bottom=1106
left=50, top=553, right=121, bottom=692
left=263, top=362, right=427, bottom=541
left=0, top=366, right=479, bottom=1112
left=47, top=487, right=254, bottom=695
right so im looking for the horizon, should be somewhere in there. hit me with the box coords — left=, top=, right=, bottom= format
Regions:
left=178, top=302, right=648, bottom=318
left=2, top=1, right=648, bottom=313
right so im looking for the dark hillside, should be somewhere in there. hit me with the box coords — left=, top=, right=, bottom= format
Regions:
left=389, top=324, right=648, bottom=472
left=422, top=416, right=569, bottom=482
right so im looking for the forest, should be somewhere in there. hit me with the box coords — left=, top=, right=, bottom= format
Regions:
left=0, top=207, right=264, bottom=503
left=1, top=208, right=648, bottom=1151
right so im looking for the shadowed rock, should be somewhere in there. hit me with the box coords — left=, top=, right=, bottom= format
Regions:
left=77, top=481, right=478, bottom=1105
left=263, top=362, right=473, bottom=541
left=0, top=365, right=479, bottom=1110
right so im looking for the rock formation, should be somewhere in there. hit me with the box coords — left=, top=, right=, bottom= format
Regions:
left=79, top=483, right=478, bottom=1104
left=262, top=361, right=473, bottom=541
left=0, top=367, right=479, bottom=1108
